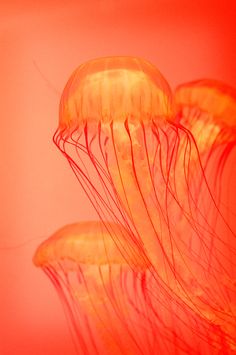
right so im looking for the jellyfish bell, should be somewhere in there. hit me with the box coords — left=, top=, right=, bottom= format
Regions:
left=59, top=56, right=173, bottom=128
left=175, top=79, right=236, bottom=136
left=33, top=220, right=149, bottom=273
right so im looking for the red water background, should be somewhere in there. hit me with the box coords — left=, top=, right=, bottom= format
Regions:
left=0, top=1, right=235, bottom=354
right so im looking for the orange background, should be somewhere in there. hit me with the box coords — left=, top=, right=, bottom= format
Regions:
left=1, top=1, right=235, bottom=354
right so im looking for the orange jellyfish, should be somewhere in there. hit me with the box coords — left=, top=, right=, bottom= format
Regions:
left=174, top=79, right=236, bottom=349
left=50, top=57, right=236, bottom=352
left=33, top=221, right=233, bottom=355
left=33, top=221, right=151, bottom=355
left=33, top=221, right=171, bottom=355
left=54, top=56, right=199, bottom=266
left=174, top=79, right=236, bottom=213
left=174, top=79, right=236, bottom=292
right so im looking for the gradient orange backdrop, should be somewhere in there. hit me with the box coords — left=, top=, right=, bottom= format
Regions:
left=1, top=1, right=236, bottom=354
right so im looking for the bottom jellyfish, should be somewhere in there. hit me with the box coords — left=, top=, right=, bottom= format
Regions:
left=33, top=221, right=235, bottom=354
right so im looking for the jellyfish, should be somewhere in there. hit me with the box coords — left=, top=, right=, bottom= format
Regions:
left=54, top=56, right=198, bottom=267
left=33, top=221, right=152, bottom=355
left=50, top=57, right=236, bottom=351
left=174, top=79, right=236, bottom=216
left=33, top=221, right=233, bottom=354
left=32, top=221, right=174, bottom=355
left=174, top=80, right=236, bottom=315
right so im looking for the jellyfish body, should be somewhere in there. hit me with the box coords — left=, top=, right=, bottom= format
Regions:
left=34, top=221, right=152, bottom=355
left=55, top=56, right=196, bottom=269
left=48, top=57, right=236, bottom=352
left=33, top=222, right=187, bottom=355
left=174, top=79, right=236, bottom=289
left=174, top=79, right=236, bottom=349
left=34, top=221, right=234, bottom=354
left=174, top=79, right=236, bottom=211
